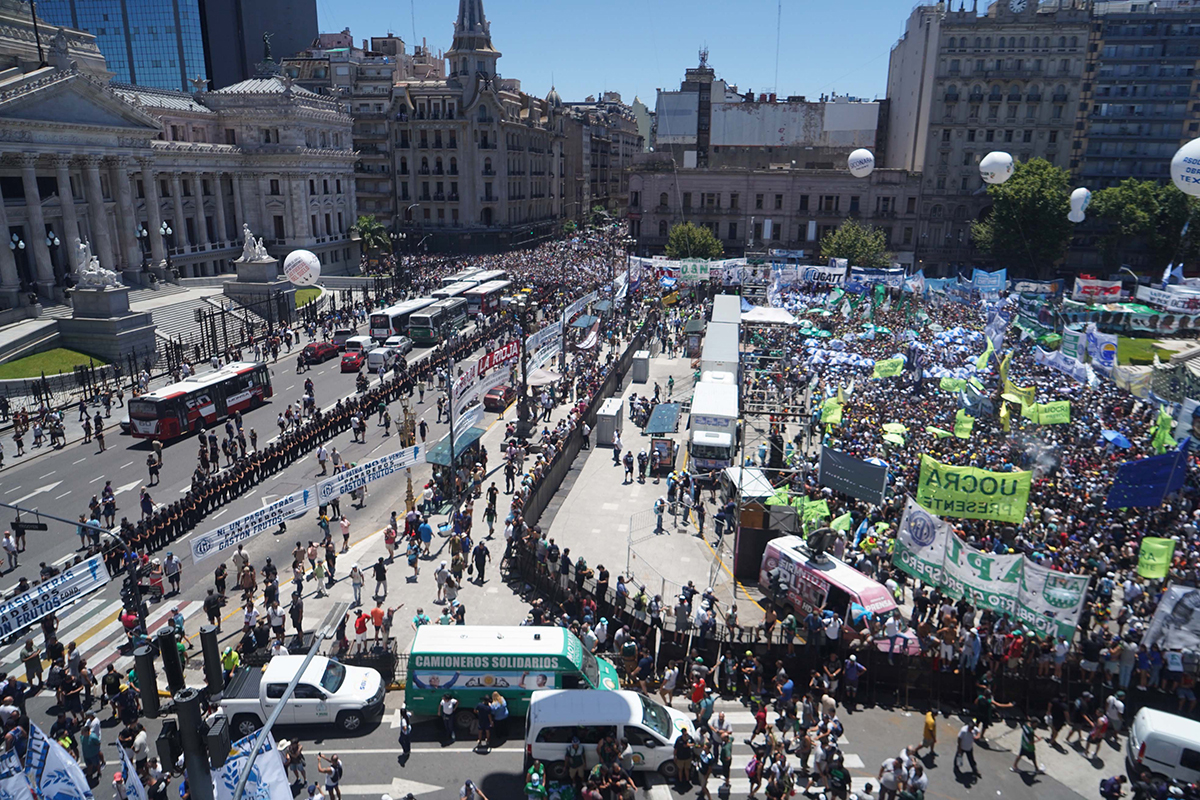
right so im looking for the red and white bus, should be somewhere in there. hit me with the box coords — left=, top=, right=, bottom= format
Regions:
left=127, top=362, right=273, bottom=440
left=463, top=279, right=512, bottom=317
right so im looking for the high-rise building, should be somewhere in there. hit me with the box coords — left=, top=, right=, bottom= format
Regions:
left=562, top=93, right=643, bottom=224
left=884, top=1, right=1090, bottom=275
left=37, top=0, right=207, bottom=92
left=36, top=0, right=317, bottom=92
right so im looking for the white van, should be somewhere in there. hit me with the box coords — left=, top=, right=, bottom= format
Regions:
left=343, top=335, right=373, bottom=356
left=1127, top=707, right=1200, bottom=783
left=366, top=347, right=398, bottom=374
left=525, top=690, right=695, bottom=781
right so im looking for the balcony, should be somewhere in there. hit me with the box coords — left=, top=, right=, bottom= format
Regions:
left=1007, top=94, right=1022, bottom=102
left=478, top=141, right=497, bottom=149
left=944, top=93, right=960, bottom=102
left=417, top=141, right=429, bottom=149
left=1027, top=93, right=1042, bottom=102
left=417, top=168, right=430, bottom=175
left=448, top=141, right=458, bottom=149
left=480, top=195, right=497, bottom=203
left=419, top=194, right=431, bottom=202
left=433, top=193, right=445, bottom=201
left=969, top=92, right=984, bottom=102
left=396, top=140, right=410, bottom=149
left=448, top=193, right=460, bottom=201
left=1052, top=93, right=1069, bottom=102
left=482, top=168, right=495, bottom=176
left=510, top=169, right=526, bottom=176
left=448, top=168, right=458, bottom=175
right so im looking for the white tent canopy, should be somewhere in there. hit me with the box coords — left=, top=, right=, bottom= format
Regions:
left=743, top=306, right=799, bottom=326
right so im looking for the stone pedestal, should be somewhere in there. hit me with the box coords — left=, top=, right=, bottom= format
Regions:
left=58, top=285, right=157, bottom=364
left=222, top=256, right=296, bottom=326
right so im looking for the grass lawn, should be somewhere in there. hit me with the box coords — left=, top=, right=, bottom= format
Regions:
left=295, top=287, right=321, bottom=307
left=0, top=348, right=106, bottom=380
left=1117, top=336, right=1174, bottom=365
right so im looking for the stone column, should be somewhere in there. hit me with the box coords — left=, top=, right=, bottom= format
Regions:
left=18, top=154, right=55, bottom=292
left=52, top=155, right=81, bottom=274
left=289, top=173, right=309, bottom=243
left=110, top=156, right=140, bottom=269
left=81, top=156, right=116, bottom=271
left=139, top=158, right=165, bottom=265
left=212, top=173, right=228, bottom=245
left=170, top=173, right=186, bottom=248
left=192, top=175, right=209, bottom=248
left=0, top=182, right=21, bottom=306
left=231, top=173, right=246, bottom=234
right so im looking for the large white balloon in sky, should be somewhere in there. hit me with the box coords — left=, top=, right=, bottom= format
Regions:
left=1068, top=187, right=1092, bottom=223
left=847, top=149, right=875, bottom=178
left=979, top=151, right=1015, bottom=185
left=283, top=249, right=321, bottom=286
left=1171, top=138, right=1200, bottom=197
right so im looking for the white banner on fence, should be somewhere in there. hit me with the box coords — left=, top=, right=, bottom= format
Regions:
left=316, top=445, right=425, bottom=505
left=191, top=487, right=317, bottom=564
left=452, top=360, right=481, bottom=417
left=562, top=291, right=598, bottom=325
left=1136, top=285, right=1200, bottom=314
left=526, top=322, right=560, bottom=353
left=0, top=556, right=109, bottom=637
left=455, top=365, right=512, bottom=418
left=530, top=337, right=562, bottom=370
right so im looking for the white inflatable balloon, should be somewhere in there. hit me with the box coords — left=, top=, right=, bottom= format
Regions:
left=283, top=249, right=321, bottom=286
left=847, top=149, right=875, bottom=178
left=979, top=151, right=1015, bottom=185
left=1068, top=187, right=1092, bottom=223
left=1171, top=138, right=1200, bottom=197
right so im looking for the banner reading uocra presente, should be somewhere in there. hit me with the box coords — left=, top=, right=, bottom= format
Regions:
left=915, top=455, right=1031, bottom=524
left=892, top=498, right=1089, bottom=638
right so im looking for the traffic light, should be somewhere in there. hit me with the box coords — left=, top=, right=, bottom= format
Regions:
left=157, top=718, right=182, bottom=769
left=205, top=715, right=231, bottom=769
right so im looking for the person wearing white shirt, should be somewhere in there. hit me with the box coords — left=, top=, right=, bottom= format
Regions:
left=852, top=783, right=877, bottom=800
left=659, top=661, right=679, bottom=706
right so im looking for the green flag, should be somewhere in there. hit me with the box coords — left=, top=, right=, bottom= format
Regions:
left=975, top=337, right=995, bottom=371
left=1035, top=401, right=1070, bottom=425
left=999, top=351, right=1012, bottom=382
left=939, top=377, right=966, bottom=393
left=873, top=358, right=905, bottom=379
left=954, top=409, right=975, bottom=439
left=925, top=426, right=953, bottom=438
left=803, top=499, right=830, bottom=521
left=821, top=397, right=843, bottom=425
left=1137, top=537, right=1176, bottom=579
left=831, top=512, right=854, bottom=531
left=765, top=486, right=792, bottom=506
left=1151, top=407, right=1176, bottom=454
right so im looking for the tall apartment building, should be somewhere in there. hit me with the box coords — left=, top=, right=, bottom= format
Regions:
left=885, top=1, right=1090, bottom=275
left=389, top=0, right=565, bottom=252
left=38, top=0, right=317, bottom=91
left=562, top=93, right=643, bottom=223
left=1078, top=2, right=1200, bottom=188
left=283, top=32, right=447, bottom=228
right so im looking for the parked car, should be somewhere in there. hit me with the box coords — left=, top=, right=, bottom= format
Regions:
left=331, top=328, right=357, bottom=350
left=383, top=335, right=414, bottom=355
left=220, top=655, right=385, bottom=737
left=366, top=347, right=399, bottom=374
left=302, top=342, right=338, bottom=364
left=483, top=385, right=516, bottom=411
left=340, top=351, right=365, bottom=372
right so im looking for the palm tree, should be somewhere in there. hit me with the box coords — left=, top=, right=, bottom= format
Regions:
left=351, top=214, right=390, bottom=261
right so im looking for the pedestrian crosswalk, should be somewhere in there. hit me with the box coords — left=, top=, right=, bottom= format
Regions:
left=0, top=597, right=205, bottom=680
left=687, top=699, right=876, bottom=798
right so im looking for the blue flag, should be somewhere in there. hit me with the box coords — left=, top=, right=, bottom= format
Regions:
left=23, top=724, right=94, bottom=800
left=1105, top=440, right=1190, bottom=508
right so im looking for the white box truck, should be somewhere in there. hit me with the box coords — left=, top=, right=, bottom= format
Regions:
left=688, top=381, right=738, bottom=473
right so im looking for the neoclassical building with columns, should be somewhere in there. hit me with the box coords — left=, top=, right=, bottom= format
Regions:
left=0, top=3, right=357, bottom=310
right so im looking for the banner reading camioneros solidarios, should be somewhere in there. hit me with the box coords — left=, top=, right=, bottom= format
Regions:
left=892, top=498, right=1088, bottom=639
left=915, top=455, right=1031, bottom=524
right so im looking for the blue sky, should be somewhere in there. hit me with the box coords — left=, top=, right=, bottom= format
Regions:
left=312, top=0, right=913, bottom=106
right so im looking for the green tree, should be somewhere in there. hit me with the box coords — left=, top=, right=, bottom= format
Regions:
left=665, top=221, right=724, bottom=260
left=969, top=158, right=1072, bottom=278
left=818, top=219, right=892, bottom=267
left=562, top=219, right=578, bottom=236
left=1088, top=179, right=1200, bottom=272
left=351, top=214, right=389, bottom=258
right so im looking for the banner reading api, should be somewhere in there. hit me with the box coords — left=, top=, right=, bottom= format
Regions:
left=916, top=455, right=1031, bottom=524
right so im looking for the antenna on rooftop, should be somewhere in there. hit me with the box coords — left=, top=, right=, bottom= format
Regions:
left=698, top=46, right=709, bottom=67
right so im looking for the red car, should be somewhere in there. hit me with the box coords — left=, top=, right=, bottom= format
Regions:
left=483, top=385, right=516, bottom=411
left=340, top=351, right=365, bottom=372
left=302, top=342, right=338, bottom=364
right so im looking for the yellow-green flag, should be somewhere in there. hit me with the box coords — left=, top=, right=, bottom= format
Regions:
left=954, top=409, right=975, bottom=439
left=1000, top=402, right=1011, bottom=433
left=1151, top=407, right=1176, bottom=454
left=975, top=338, right=995, bottom=371
left=1036, top=401, right=1071, bottom=425
left=1137, top=537, right=1176, bottom=579
left=873, top=358, right=904, bottom=379
left=999, top=351, right=1012, bottom=382
left=940, top=377, right=966, bottom=393
left=821, top=397, right=843, bottom=426
left=831, top=512, right=854, bottom=531
left=803, top=499, right=831, bottom=521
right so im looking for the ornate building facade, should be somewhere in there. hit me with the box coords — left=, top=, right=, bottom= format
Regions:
left=0, top=3, right=356, bottom=310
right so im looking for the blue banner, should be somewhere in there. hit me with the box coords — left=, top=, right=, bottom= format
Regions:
left=1106, top=444, right=1190, bottom=508
left=973, top=268, right=1008, bottom=293
left=849, top=266, right=905, bottom=288
left=1011, top=279, right=1063, bottom=296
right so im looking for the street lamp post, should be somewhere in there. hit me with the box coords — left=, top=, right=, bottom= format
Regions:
left=44, top=229, right=60, bottom=284
left=135, top=224, right=149, bottom=269
left=513, top=295, right=537, bottom=440
left=9, top=234, right=26, bottom=296
left=160, top=222, right=175, bottom=278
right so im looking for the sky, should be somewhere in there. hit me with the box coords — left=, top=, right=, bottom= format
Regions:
left=312, top=0, right=916, bottom=107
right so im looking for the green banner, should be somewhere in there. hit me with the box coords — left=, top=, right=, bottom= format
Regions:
left=803, top=499, right=831, bottom=521
left=831, top=512, right=853, bottom=531
left=954, top=410, right=975, bottom=439
left=916, top=455, right=1032, bottom=524
left=821, top=397, right=843, bottom=425
left=1034, top=400, right=1070, bottom=425
left=873, top=358, right=904, bottom=379
left=1003, top=379, right=1036, bottom=408
left=926, top=426, right=953, bottom=439
left=939, top=378, right=966, bottom=393
left=1137, top=537, right=1176, bottom=579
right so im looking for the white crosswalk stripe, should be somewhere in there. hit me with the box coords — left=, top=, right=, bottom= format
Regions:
left=686, top=699, right=871, bottom=798
left=0, top=598, right=204, bottom=679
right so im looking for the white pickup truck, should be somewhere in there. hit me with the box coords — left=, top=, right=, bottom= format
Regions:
left=221, top=656, right=386, bottom=737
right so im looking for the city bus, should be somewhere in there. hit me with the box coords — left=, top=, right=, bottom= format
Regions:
left=127, top=362, right=273, bottom=441
left=464, top=279, right=513, bottom=317
left=409, top=297, right=469, bottom=345
left=432, top=280, right=479, bottom=300
left=369, top=297, right=437, bottom=341
left=440, top=268, right=484, bottom=288
left=469, top=269, right=509, bottom=285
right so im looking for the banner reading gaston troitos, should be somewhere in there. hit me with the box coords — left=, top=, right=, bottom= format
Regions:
left=915, top=455, right=1031, bottom=524
left=892, top=498, right=1089, bottom=639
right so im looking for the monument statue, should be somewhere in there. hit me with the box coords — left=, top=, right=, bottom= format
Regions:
left=240, top=224, right=258, bottom=262
left=255, top=236, right=270, bottom=261
left=72, top=237, right=122, bottom=289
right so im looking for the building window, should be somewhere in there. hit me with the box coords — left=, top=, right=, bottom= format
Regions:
left=270, top=179, right=280, bottom=195
left=755, top=194, right=764, bottom=210
left=903, top=227, right=914, bottom=245
left=819, top=195, right=839, bottom=212
left=1004, top=130, right=1014, bottom=142
left=658, top=192, right=668, bottom=208
left=730, top=193, right=739, bottom=209
left=273, top=215, right=285, bottom=240
left=849, top=196, right=860, bottom=213
left=1023, top=130, right=1033, bottom=143
left=771, top=224, right=781, bottom=241
left=906, top=197, right=916, bottom=214
left=683, top=192, right=692, bottom=209
left=774, top=194, right=783, bottom=210
left=967, top=129, right=976, bottom=142
left=963, top=152, right=974, bottom=166
left=728, top=222, right=738, bottom=240
left=659, top=220, right=668, bottom=237
left=336, top=179, right=341, bottom=193
left=753, top=222, right=763, bottom=240
left=323, top=179, right=330, bottom=194
left=1049, top=130, right=1058, bottom=143
left=942, top=129, right=951, bottom=142
left=630, top=190, right=640, bottom=207
left=798, top=194, right=809, bottom=211
left=985, top=129, right=995, bottom=142
left=310, top=214, right=318, bottom=235
left=224, top=129, right=236, bottom=145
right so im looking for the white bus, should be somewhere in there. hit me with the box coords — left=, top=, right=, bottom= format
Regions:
left=464, top=280, right=513, bottom=317
left=432, top=280, right=479, bottom=300
left=440, top=268, right=484, bottom=288
left=409, top=297, right=469, bottom=345
left=368, top=297, right=437, bottom=341
left=469, top=269, right=509, bottom=284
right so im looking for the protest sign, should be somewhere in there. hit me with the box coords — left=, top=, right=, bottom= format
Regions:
left=873, top=358, right=904, bottom=379
left=916, top=455, right=1031, bottom=524
left=1138, top=538, right=1177, bottom=579
left=1144, top=585, right=1200, bottom=652
left=0, top=556, right=108, bottom=638
left=316, top=445, right=425, bottom=505
left=192, top=488, right=316, bottom=564
left=818, top=446, right=888, bottom=506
